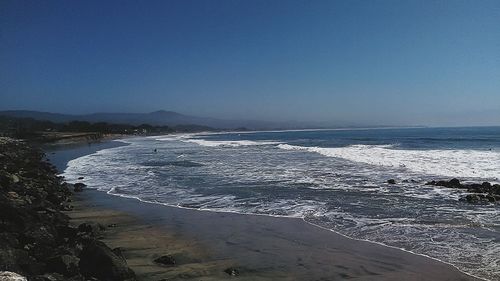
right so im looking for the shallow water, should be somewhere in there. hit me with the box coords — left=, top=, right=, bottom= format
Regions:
left=63, top=127, right=500, bottom=280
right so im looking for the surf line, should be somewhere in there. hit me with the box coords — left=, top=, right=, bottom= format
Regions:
left=72, top=185, right=490, bottom=281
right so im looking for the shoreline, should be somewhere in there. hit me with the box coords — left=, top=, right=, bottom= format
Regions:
left=49, top=139, right=483, bottom=281
left=81, top=188, right=489, bottom=281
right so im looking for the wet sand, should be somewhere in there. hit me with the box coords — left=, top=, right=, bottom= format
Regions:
left=50, top=141, right=481, bottom=281
left=69, top=190, right=479, bottom=281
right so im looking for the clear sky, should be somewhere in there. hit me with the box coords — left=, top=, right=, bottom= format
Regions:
left=1, top=0, right=499, bottom=126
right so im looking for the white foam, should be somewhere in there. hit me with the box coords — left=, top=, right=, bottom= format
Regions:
left=184, top=139, right=282, bottom=147
left=278, top=144, right=500, bottom=180
left=154, top=133, right=196, bottom=141
left=61, top=137, right=499, bottom=281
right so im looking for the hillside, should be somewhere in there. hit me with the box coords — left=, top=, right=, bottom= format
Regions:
left=0, top=110, right=284, bottom=130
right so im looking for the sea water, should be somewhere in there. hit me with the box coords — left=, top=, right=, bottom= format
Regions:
left=63, top=127, right=500, bottom=280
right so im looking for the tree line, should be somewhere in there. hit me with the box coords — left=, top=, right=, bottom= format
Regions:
left=0, top=115, right=214, bottom=139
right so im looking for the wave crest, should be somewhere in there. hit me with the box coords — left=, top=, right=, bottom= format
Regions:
left=278, top=144, right=500, bottom=180
left=184, top=139, right=282, bottom=147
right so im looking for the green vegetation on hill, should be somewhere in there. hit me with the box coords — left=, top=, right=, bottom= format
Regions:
left=0, top=115, right=215, bottom=142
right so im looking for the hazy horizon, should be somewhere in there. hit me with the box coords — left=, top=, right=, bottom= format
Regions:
left=1, top=0, right=499, bottom=127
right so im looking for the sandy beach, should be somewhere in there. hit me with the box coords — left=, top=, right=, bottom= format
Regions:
left=4, top=1, right=498, bottom=279
left=47, top=141, right=482, bottom=281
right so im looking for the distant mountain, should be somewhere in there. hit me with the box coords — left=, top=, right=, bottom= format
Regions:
left=0, top=110, right=291, bottom=130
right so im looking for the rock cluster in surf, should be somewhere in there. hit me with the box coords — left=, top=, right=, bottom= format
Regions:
left=425, top=178, right=500, bottom=203
left=0, top=138, right=136, bottom=281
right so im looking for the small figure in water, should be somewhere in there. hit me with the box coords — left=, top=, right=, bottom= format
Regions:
left=153, top=149, right=157, bottom=153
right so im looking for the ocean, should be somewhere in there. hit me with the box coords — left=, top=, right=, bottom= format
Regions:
left=63, top=126, right=500, bottom=280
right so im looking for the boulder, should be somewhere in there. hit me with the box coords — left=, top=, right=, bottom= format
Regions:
left=154, top=255, right=175, bottom=266
left=59, top=203, right=73, bottom=211
left=448, top=178, right=461, bottom=188
left=112, top=247, right=126, bottom=262
left=77, top=223, right=105, bottom=238
left=79, top=241, right=136, bottom=281
left=464, top=194, right=480, bottom=203
left=426, top=178, right=463, bottom=189
left=461, top=194, right=495, bottom=204
left=0, top=246, right=34, bottom=274
left=46, top=255, right=80, bottom=277
left=24, top=225, right=57, bottom=245
left=492, top=184, right=500, bottom=195
left=0, top=233, right=20, bottom=248
left=485, top=195, right=496, bottom=203
left=73, top=183, right=86, bottom=192
left=11, top=175, right=20, bottom=184
left=224, top=267, right=240, bottom=276
left=0, top=271, right=27, bottom=281
left=481, top=182, right=492, bottom=189
left=56, top=225, right=78, bottom=239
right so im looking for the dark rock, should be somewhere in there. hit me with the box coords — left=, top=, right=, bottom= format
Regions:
left=224, top=267, right=240, bottom=276
left=73, top=183, right=86, bottom=192
left=485, top=195, right=496, bottom=203
left=427, top=179, right=499, bottom=204
left=464, top=194, right=480, bottom=203
left=426, top=178, right=463, bottom=189
left=24, top=225, right=57, bottom=245
left=482, top=182, right=492, bottom=189
left=77, top=222, right=105, bottom=238
left=449, top=178, right=461, bottom=188
left=46, top=255, right=80, bottom=276
left=79, top=240, right=136, bottom=281
left=0, top=138, right=137, bottom=280
left=154, top=255, right=176, bottom=266
left=112, top=247, right=126, bottom=262
left=492, top=184, right=500, bottom=195
left=0, top=245, right=30, bottom=273
left=60, top=203, right=73, bottom=211
left=31, top=273, right=66, bottom=281
left=461, top=194, right=496, bottom=204
left=0, top=232, right=20, bottom=248
left=387, top=179, right=396, bottom=184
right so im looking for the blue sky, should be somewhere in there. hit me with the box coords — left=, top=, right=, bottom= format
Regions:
left=1, top=0, right=499, bottom=126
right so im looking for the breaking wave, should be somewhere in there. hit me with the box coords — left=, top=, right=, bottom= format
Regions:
left=183, top=139, right=282, bottom=147
left=63, top=129, right=500, bottom=280
left=277, top=144, right=500, bottom=181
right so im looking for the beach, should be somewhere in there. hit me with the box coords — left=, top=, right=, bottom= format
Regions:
left=47, top=140, right=482, bottom=281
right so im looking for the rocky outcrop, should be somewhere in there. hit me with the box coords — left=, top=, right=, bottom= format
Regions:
left=79, top=241, right=136, bottom=281
left=0, top=138, right=136, bottom=280
left=426, top=178, right=500, bottom=204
